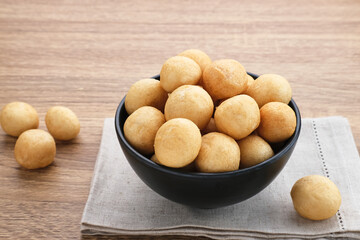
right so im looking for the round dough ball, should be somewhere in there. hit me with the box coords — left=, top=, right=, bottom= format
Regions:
left=202, top=59, right=247, bottom=99
left=237, top=135, right=274, bottom=168
left=201, top=118, right=218, bottom=135
left=0, top=102, right=39, bottom=137
left=258, top=102, right=296, bottom=143
left=164, top=85, right=213, bottom=130
left=246, top=74, right=292, bottom=108
left=124, top=106, right=165, bottom=155
left=45, top=106, right=80, bottom=141
left=125, top=78, right=168, bottom=114
left=14, top=129, right=56, bottom=169
left=178, top=49, right=212, bottom=72
left=154, top=118, right=201, bottom=168
left=195, top=132, right=240, bottom=173
left=246, top=74, right=255, bottom=88
left=160, top=56, right=202, bottom=92
left=214, top=95, right=260, bottom=140
left=291, top=175, right=341, bottom=220
left=150, top=154, right=161, bottom=164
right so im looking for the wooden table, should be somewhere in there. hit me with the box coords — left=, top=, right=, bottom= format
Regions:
left=1, top=0, right=359, bottom=239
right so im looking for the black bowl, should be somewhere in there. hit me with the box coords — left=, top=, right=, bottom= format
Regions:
left=115, top=73, right=301, bottom=209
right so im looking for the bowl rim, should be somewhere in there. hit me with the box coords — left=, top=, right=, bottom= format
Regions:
left=115, top=72, right=302, bottom=179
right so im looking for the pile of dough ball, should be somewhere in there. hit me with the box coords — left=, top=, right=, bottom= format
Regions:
left=124, top=49, right=297, bottom=173
left=0, top=102, right=80, bottom=169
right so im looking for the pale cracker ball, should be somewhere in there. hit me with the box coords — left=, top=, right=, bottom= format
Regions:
left=178, top=49, right=212, bottom=72
left=195, top=132, right=240, bottom=173
left=124, top=106, right=165, bottom=155
left=291, top=175, right=342, bottom=220
left=14, top=129, right=56, bottom=169
left=214, top=95, right=260, bottom=140
left=0, top=102, right=39, bottom=137
left=154, top=118, right=201, bottom=168
left=246, top=74, right=255, bottom=88
left=237, top=135, right=274, bottom=168
left=258, top=102, right=296, bottom=143
left=246, top=74, right=292, bottom=108
left=164, top=85, right=213, bottom=130
left=201, top=118, right=218, bottom=135
left=45, top=106, right=80, bottom=141
left=202, top=59, right=248, bottom=100
left=160, top=56, right=202, bottom=92
left=125, top=78, right=168, bottom=114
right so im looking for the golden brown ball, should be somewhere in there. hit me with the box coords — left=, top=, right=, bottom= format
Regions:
left=124, top=106, right=165, bottom=155
left=154, top=118, right=201, bottom=168
left=14, top=129, right=56, bottom=169
left=258, top=102, right=296, bottom=143
left=237, top=135, right=274, bottom=168
left=214, top=95, right=260, bottom=140
left=195, top=132, right=240, bottom=173
left=160, top=56, right=202, bottom=92
left=246, top=74, right=292, bottom=108
left=246, top=74, right=255, bottom=89
left=0, top=102, right=39, bottom=137
left=291, top=175, right=342, bottom=220
left=164, top=85, right=213, bottom=130
left=178, top=49, right=212, bottom=72
left=125, top=78, right=168, bottom=114
left=45, top=106, right=80, bottom=141
left=202, top=59, right=247, bottom=99
left=201, top=118, right=218, bottom=135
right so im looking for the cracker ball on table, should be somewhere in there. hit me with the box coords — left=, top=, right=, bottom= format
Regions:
left=0, top=102, right=39, bottom=137
left=154, top=118, right=201, bottom=168
left=257, top=102, right=296, bottom=143
left=195, top=132, right=240, bottom=173
left=14, top=129, right=56, bottom=169
left=124, top=106, right=165, bottom=156
left=164, top=85, right=213, bottom=130
left=125, top=78, right=168, bottom=114
left=160, top=56, right=202, bottom=92
left=202, top=59, right=248, bottom=100
left=246, top=74, right=292, bottom=108
left=214, top=95, right=260, bottom=140
left=45, top=106, right=80, bottom=141
left=237, top=135, right=274, bottom=169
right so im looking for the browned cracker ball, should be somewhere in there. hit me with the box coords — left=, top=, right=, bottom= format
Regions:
left=246, top=74, right=292, bottom=108
left=258, top=102, right=296, bottom=143
left=0, top=102, right=39, bottom=137
left=45, top=106, right=80, bottom=141
left=214, top=95, right=260, bottom=140
left=164, top=85, right=213, bottom=130
left=14, top=129, right=56, bottom=169
left=291, top=175, right=341, bottom=220
left=201, top=118, right=218, bottom=135
left=154, top=118, right=201, bottom=168
left=125, top=79, right=168, bottom=114
left=124, top=106, right=165, bottom=155
left=237, top=135, right=274, bottom=169
left=195, top=132, right=240, bottom=173
left=160, top=56, right=202, bottom=92
left=202, top=59, right=247, bottom=99
left=178, top=49, right=212, bottom=72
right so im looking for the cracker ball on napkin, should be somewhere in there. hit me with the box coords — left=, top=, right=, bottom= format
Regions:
left=214, top=95, right=260, bottom=140
left=258, top=102, right=296, bottom=143
left=164, top=85, right=213, bottom=130
left=246, top=74, right=292, bottom=108
left=124, top=106, right=165, bottom=156
left=154, top=118, right=201, bottom=168
left=195, top=132, right=240, bottom=173
left=160, top=56, right=202, bottom=92
left=291, top=175, right=342, bottom=220
left=202, top=59, right=247, bottom=99
left=237, top=135, right=274, bottom=169
left=0, top=102, right=39, bottom=137
left=125, top=78, right=168, bottom=114
left=14, top=129, right=56, bottom=169
left=45, top=106, right=80, bottom=141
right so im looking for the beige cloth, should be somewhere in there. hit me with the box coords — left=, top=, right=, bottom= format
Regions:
left=81, top=117, right=360, bottom=239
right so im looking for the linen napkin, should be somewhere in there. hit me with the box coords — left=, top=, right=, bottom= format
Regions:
left=81, top=116, right=360, bottom=239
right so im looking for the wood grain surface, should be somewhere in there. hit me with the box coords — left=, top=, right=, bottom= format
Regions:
left=1, top=0, right=359, bottom=239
